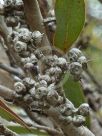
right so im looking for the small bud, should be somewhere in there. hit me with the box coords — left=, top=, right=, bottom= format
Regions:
left=30, top=54, right=38, bottom=64
left=38, top=74, right=51, bottom=83
left=47, top=90, right=59, bottom=106
left=4, top=0, right=16, bottom=9
left=59, top=103, right=74, bottom=116
left=68, top=48, right=82, bottom=62
left=35, top=86, right=48, bottom=99
left=23, top=77, right=35, bottom=88
left=57, top=96, right=63, bottom=104
left=39, top=80, right=47, bottom=87
left=47, top=66, right=62, bottom=76
left=21, top=57, right=30, bottom=64
left=78, top=56, right=87, bottom=70
left=35, top=82, right=40, bottom=88
left=15, top=0, right=23, bottom=11
left=78, top=103, right=90, bottom=116
left=8, top=31, right=19, bottom=42
left=57, top=57, right=67, bottom=67
left=69, top=62, right=83, bottom=75
left=66, top=116, right=73, bottom=124
left=6, top=16, right=18, bottom=27
left=34, top=50, right=44, bottom=59
left=24, top=62, right=34, bottom=70
left=14, top=41, right=27, bottom=53
left=29, top=87, right=36, bottom=97
left=50, top=76, right=56, bottom=83
left=44, top=55, right=58, bottom=66
left=72, top=115, right=85, bottom=127
left=32, top=31, right=43, bottom=45
left=18, top=28, right=31, bottom=43
left=48, top=22, right=56, bottom=32
left=14, top=82, right=26, bottom=94
left=23, top=94, right=33, bottom=104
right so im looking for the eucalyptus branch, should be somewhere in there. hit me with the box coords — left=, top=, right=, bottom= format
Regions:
left=47, top=106, right=95, bottom=136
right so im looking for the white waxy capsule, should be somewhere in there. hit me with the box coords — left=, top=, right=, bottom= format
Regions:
left=23, top=77, right=35, bottom=88
left=78, top=56, right=87, bottom=70
left=4, top=0, right=15, bottom=7
left=72, top=115, right=85, bottom=127
left=14, top=41, right=27, bottom=53
left=14, top=82, right=26, bottom=94
left=15, top=0, right=23, bottom=6
left=78, top=103, right=90, bottom=116
left=47, top=66, right=62, bottom=75
left=18, top=28, right=31, bottom=43
left=21, top=57, right=31, bottom=64
left=29, top=87, right=36, bottom=97
left=38, top=74, right=51, bottom=82
left=58, top=57, right=67, bottom=66
left=78, top=56, right=87, bottom=64
left=24, top=62, right=34, bottom=69
left=39, top=80, right=47, bottom=87
left=68, top=48, right=82, bottom=62
left=35, top=86, right=48, bottom=99
left=32, top=31, right=43, bottom=45
left=69, top=62, right=83, bottom=75
left=6, top=16, right=18, bottom=27
left=30, top=54, right=38, bottom=64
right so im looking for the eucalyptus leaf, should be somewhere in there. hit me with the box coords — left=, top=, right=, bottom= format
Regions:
left=7, top=125, right=48, bottom=135
left=54, top=0, right=85, bottom=52
left=63, top=73, right=85, bottom=107
left=0, top=99, right=29, bottom=130
left=0, top=107, right=12, bottom=121
left=63, top=73, right=90, bottom=127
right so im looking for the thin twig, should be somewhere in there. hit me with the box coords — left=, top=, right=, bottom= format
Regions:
left=0, top=16, right=21, bottom=67
left=0, top=63, right=25, bottom=79
left=24, top=107, right=63, bottom=135
left=0, top=85, right=19, bottom=100
left=31, top=124, right=64, bottom=136
left=24, top=108, right=49, bottom=126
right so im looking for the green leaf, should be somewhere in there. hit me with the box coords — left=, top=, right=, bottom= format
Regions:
left=7, top=125, right=48, bottom=135
left=63, top=73, right=90, bottom=127
left=63, top=73, right=85, bottom=106
left=0, top=99, right=30, bottom=130
left=0, top=107, right=12, bottom=121
left=54, top=0, right=85, bottom=52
